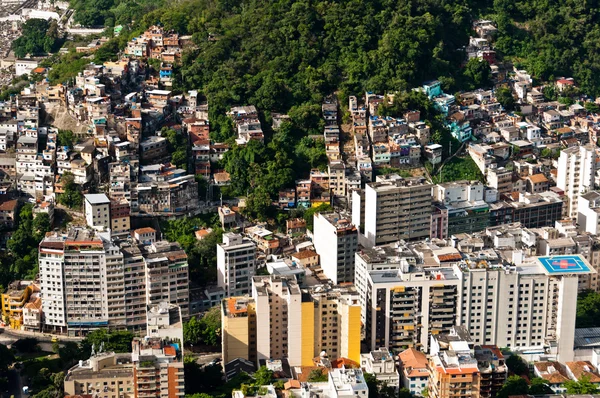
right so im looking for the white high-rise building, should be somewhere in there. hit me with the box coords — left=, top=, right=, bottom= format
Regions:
left=557, top=144, right=597, bottom=218
left=217, top=233, right=257, bottom=296
left=358, top=175, right=432, bottom=247
left=252, top=275, right=302, bottom=365
left=39, top=228, right=190, bottom=335
left=39, top=236, right=67, bottom=332
left=359, top=250, right=592, bottom=362
left=39, top=228, right=113, bottom=334
left=313, top=212, right=358, bottom=284
left=455, top=256, right=588, bottom=362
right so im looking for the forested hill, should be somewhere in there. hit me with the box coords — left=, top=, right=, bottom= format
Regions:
left=135, top=0, right=490, bottom=117
left=493, top=0, right=600, bottom=96
left=68, top=0, right=600, bottom=107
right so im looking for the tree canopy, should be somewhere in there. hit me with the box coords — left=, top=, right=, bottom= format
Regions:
left=183, top=306, right=221, bottom=346
left=12, top=19, right=62, bottom=58
left=497, top=375, right=529, bottom=398
left=577, top=290, right=600, bottom=328
left=492, top=0, right=600, bottom=96
left=564, top=376, right=600, bottom=394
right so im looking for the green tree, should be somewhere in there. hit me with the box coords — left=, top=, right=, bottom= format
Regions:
left=57, top=130, right=75, bottom=149
left=462, top=58, right=492, bottom=89
left=307, top=368, right=327, bottom=382
left=0, top=344, right=14, bottom=372
left=57, top=172, right=83, bottom=209
left=12, top=19, right=60, bottom=57
left=398, top=387, right=413, bottom=398
left=585, top=102, right=600, bottom=113
left=497, top=375, right=529, bottom=398
left=80, top=329, right=134, bottom=357
left=577, top=290, right=600, bottom=328
left=58, top=342, right=83, bottom=364
left=13, top=337, right=40, bottom=353
left=542, top=85, right=558, bottom=101
left=198, top=306, right=221, bottom=346
left=528, top=377, right=554, bottom=395
left=183, top=316, right=203, bottom=345
left=244, top=188, right=273, bottom=221
left=564, top=376, right=600, bottom=394
left=303, top=204, right=332, bottom=231
left=505, top=355, right=528, bottom=376
left=32, top=213, right=51, bottom=240
left=496, top=87, right=515, bottom=112
left=254, top=366, right=274, bottom=385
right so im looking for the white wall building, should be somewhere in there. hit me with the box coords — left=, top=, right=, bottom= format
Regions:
left=252, top=275, right=302, bottom=366
left=84, top=193, right=111, bottom=231
left=359, top=175, right=432, bottom=247
left=360, top=348, right=399, bottom=390
left=313, top=212, right=358, bottom=284
left=15, top=59, right=38, bottom=77
left=359, top=250, right=591, bottom=362
left=217, top=233, right=257, bottom=296
left=557, top=144, right=597, bottom=218
left=578, top=191, right=600, bottom=235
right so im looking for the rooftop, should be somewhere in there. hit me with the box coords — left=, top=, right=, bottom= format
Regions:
left=84, top=193, right=110, bottom=205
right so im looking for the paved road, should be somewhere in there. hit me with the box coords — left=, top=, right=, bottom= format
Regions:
left=1, top=328, right=82, bottom=343
left=3, top=368, right=26, bottom=398
left=195, top=353, right=221, bottom=367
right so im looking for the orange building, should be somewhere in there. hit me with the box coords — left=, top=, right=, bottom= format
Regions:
left=428, top=344, right=480, bottom=398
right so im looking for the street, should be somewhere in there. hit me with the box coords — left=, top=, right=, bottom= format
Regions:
left=195, top=353, right=221, bottom=367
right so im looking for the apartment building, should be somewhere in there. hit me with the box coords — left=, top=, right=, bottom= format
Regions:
left=252, top=275, right=302, bottom=364
left=221, top=296, right=257, bottom=364
left=399, top=348, right=429, bottom=396
left=486, top=167, right=512, bottom=195
left=63, top=353, right=134, bottom=397
left=64, top=302, right=184, bottom=398
left=428, top=334, right=481, bottom=398
left=364, top=264, right=460, bottom=353
left=432, top=181, right=490, bottom=239
left=557, top=144, right=597, bottom=218
left=39, top=229, right=110, bottom=335
left=217, top=233, right=257, bottom=297
left=134, top=174, right=198, bottom=215
left=110, top=198, right=131, bottom=236
left=120, top=242, right=147, bottom=332
left=455, top=255, right=591, bottom=361
left=578, top=191, right=600, bottom=235
left=142, top=241, right=190, bottom=318
left=285, top=368, right=369, bottom=397
left=354, top=244, right=418, bottom=325
left=84, top=193, right=111, bottom=231
left=360, top=175, right=432, bottom=247
left=39, top=229, right=190, bottom=335
left=221, top=277, right=360, bottom=367
left=313, top=212, right=358, bottom=284
left=308, top=284, right=361, bottom=365
left=428, top=328, right=507, bottom=398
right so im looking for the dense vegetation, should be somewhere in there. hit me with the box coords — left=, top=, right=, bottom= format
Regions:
left=134, top=0, right=494, bottom=119
left=70, top=0, right=164, bottom=28
left=576, top=290, right=600, bottom=328
left=12, top=19, right=62, bottom=58
left=431, top=155, right=484, bottom=183
left=0, top=204, right=51, bottom=291
left=160, top=213, right=223, bottom=287
left=492, top=0, right=600, bottom=96
left=183, top=306, right=221, bottom=346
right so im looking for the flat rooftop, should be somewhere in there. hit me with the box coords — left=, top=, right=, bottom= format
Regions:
left=536, top=255, right=595, bottom=275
